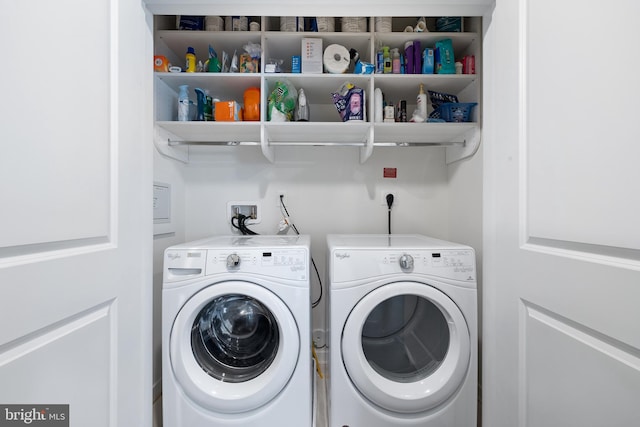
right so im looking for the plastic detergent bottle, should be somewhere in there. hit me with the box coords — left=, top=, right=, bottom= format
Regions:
left=417, top=83, right=427, bottom=119
left=382, top=46, right=392, bottom=74
left=391, top=48, right=401, bottom=74
left=203, top=89, right=213, bottom=121
left=178, top=84, right=190, bottom=121
left=185, top=47, right=196, bottom=73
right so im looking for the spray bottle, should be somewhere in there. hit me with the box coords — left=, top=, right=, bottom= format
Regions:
left=295, top=88, right=309, bottom=121
left=194, top=88, right=206, bottom=121
left=178, top=84, right=190, bottom=121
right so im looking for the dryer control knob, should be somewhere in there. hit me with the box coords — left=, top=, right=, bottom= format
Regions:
left=226, top=253, right=241, bottom=270
left=399, top=254, right=414, bottom=271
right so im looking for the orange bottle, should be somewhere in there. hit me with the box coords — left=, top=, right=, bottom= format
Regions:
left=243, top=87, right=260, bottom=121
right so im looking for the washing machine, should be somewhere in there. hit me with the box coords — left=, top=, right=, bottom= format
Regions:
left=326, top=234, right=477, bottom=427
left=162, top=235, right=312, bottom=427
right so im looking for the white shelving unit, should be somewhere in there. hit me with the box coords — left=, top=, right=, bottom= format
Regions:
left=153, top=16, right=481, bottom=163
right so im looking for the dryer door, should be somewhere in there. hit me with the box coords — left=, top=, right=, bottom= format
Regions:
left=342, top=281, right=470, bottom=413
left=171, top=280, right=300, bottom=413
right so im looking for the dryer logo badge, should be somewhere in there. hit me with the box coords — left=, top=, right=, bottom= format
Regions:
left=335, top=253, right=351, bottom=260
left=167, top=252, right=181, bottom=260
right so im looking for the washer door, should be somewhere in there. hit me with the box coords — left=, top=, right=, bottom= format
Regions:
left=171, top=280, right=300, bottom=413
left=342, top=281, right=470, bottom=413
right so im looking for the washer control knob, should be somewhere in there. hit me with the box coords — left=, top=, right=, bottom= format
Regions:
left=399, top=254, right=414, bottom=271
left=226, top=253, right=241, bottom=270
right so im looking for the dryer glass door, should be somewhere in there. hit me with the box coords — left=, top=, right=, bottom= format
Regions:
left=361, top=294, right=449, bottom=382
left=342, top=281, right=470, bottom=414
left=192, top=294, right=279, bottom=383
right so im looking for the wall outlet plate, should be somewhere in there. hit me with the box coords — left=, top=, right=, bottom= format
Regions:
left=227, top=201, right=261, bottom=224
left=380, top=190, right=398, bottom=207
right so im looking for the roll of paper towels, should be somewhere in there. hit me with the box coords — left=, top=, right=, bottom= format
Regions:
left=323, top=44, right=351, bottom=74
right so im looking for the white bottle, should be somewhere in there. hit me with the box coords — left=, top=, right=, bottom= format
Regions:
left=416, top=83, right=428, bottom=121
left=295, top=88, right=309, bottom=121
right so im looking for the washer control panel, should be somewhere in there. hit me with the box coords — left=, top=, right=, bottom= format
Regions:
left=207, top=248, right=308, bottom=280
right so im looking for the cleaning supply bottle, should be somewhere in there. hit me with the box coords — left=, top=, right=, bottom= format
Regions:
left=382, top=46, right=391, bottom=74
left=391, top=48, right=401, bottom=74
left=194, top=88, right=206, bottom=121
left=185, top=47, right=196, bottom=73
left=178, top=84, right=190, bottom=121
left=295, top=88, right=309, bottom=121
left=203, top=89, right=213, bottom=121
left=416, top=83, right=428, bottom=121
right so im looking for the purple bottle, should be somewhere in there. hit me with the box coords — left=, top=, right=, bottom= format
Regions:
left=404, top=41, right=414, bottom=75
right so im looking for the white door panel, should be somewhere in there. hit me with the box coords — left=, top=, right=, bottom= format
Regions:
left=484, top=0, right=640, bottom=426
left=1, top=0, right=111, bottom=249
left=0, top=0, right=151, bottom=426
left=525, top=0, right=640, bottom=250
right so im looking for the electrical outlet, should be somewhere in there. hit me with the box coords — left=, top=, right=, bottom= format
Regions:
left=312, top=328, right=326, bottom=348
left=380, top=190, right=398, bottom=207
left=227, top=201, right=261, bottom=224
left=276, top=190, right=287, bottom=207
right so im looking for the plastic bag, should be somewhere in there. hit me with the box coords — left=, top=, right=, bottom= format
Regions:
left=267, top=80, right=297, bottom=122
left=332, top=82, right=365, bottom=122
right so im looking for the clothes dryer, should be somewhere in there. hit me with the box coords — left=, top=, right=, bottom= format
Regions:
left=162, top=235, right=311, bottom=427
left=326, top=234, right=477, bottom=427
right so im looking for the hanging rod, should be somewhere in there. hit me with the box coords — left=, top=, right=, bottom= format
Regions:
left=167, top=140, right=464, bottom=147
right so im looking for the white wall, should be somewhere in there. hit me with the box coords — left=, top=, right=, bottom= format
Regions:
left=152, top=147, right=187, bottom=400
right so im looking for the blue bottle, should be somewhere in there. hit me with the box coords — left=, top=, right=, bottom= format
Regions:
left=194, top=88, right=206, bottom=121
left=178, top=85, right=190, bottom=121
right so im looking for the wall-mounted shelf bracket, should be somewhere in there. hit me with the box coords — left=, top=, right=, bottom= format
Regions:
left=360, top=127, right=375, bottom=164
left=154, top=126, right=188, bottom=163
left=446, top=126, right=481, bottom=164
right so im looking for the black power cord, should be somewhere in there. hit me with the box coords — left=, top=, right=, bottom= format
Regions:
left=280, top=195, right=323, bottom=308
left=386, top=193, right=394, bottom=234
left=231, top=213, right=258, bottom=235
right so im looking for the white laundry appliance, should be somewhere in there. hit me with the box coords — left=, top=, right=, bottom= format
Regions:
left=326, top=234, right=477, bottom=427
left=162, top=235, right=312, bottom=427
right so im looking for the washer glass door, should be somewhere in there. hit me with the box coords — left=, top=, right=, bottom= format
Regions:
left=342, top=281, right=470, bottom=414
left=171, top=280, right=299, bottom=414
left=192, top=294, right=279, bottom=383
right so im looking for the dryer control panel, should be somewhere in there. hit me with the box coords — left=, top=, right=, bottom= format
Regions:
left=331, top=249, right=476, bottom=284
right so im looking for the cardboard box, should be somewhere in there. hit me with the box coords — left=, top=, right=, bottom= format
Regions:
left=215, top=101, right=243, bottom=121
left=301, top=38, right=323, bottom=74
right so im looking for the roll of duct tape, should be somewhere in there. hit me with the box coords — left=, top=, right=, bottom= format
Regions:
left=323, top=44, right=351, bottom=74
left=404, top=25, right=414, bottom=32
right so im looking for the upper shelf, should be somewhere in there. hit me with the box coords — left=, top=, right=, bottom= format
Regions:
left=152, top=14, right=483, bottom=164
left=143, top=0, right=495, bottom=18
